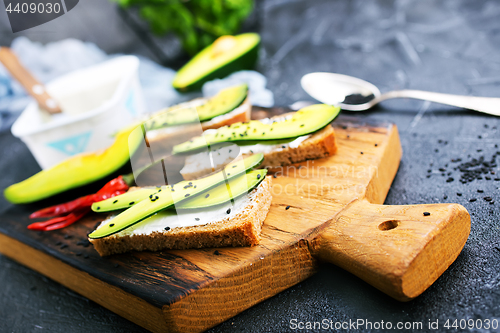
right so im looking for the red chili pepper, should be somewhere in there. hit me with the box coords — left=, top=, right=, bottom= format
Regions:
left=28, top=176, right=130, bottom=231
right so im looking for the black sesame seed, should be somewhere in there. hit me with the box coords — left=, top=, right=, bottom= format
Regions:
left=484, top=197, right=493, bottom=202
left=469, top=198, right=477, bottom=202
left=164, top=226, right=170, bottom=231
left=273, top=174, right=277, bottom=178
left=446, top=177, right=454, bottom=182
left=233, top=165, right=237, bottom=168
left=457, top=193, right=462, bottom=196
left=477, top=189, right=484, bottom=193
left=55, top=241, right=62, bottom=246
left=129, top=201, right=135, bottom=205
left=205, top=194, right=210, bottom=198
left=195, top=218, right=200, bottom=221
left=286, top=205, right=291, bottom=210
left=282, top=145, right=286, bottom=149
left=214, top=250, right=221, bottom=255
left=60, top=244, right=68, bottom=249
left=185, top=194, right=190, bottom=197
left=257, top=174, right=261, bottom=179
left=423, top=212, right=431, bottom=216
left=444, top=195, right=448, bottom=199
left=64, top=234, right=72, bottom=239
left=110, top=223, right=115, bottom=227
left=75, top=252, right=82, bottom=257
left=113, top=200, right=118, bottom=204
left=374, top=143, right=378, bottom=147
left=96, top=206, right=101, bottom=210
left=360, top=152, right=364, bottom=155
left=226, top=208, right=231, bottom=214
left=300, top=124, right=305, bottom=127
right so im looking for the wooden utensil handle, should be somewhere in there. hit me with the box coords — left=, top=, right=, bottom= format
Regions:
left=309, top=200, right=470, bottom=301
left=0, top=47, right=62, bottom=114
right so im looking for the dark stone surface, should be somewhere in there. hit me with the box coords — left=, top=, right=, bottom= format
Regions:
left=1, top=0, right=500, bottom=332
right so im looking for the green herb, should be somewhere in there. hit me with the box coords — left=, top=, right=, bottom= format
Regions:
left=113, top=0, right=254, bottom=55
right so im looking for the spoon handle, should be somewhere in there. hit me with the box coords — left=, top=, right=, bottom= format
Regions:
left=0, top=47, right=62, bottom=114
left=380, top=90, right=500, bottom=116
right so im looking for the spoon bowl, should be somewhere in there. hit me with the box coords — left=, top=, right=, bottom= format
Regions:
left=301, top=72, right=500, bottom=116
left=301, top=72, right=380, bottom=111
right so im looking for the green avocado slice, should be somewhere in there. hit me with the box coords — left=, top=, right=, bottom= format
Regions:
left=172, top=104, right=340, bottom=155
left=88, top=153, right=264, bottom=239
left=172, top=33, right=260, bottom=92
left=4, top=125, right=143, bottom=204
left=92, top=169, right=266, bottom=212
left=144, top=84, right=248, bottom=130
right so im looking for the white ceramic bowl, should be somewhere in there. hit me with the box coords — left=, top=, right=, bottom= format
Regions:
left=11, top=55, right=145, bottom=169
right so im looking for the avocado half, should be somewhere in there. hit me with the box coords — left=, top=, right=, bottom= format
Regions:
left=172, top=33, right=260, bottom=92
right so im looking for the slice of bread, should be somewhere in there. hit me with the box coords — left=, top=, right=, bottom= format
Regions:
left=89, top=176, right=272, bottom=256
left=145, top=96, right=251, bottom=157
left=180, top=116, right=337, bottom=180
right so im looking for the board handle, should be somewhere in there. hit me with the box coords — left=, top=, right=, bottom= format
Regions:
left=309, top=200, right=470, bottom=301
left=0, top=47, right=62, bottom=114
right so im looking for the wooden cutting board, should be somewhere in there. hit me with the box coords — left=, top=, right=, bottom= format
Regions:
left=0, top=112, right=470, bottom=333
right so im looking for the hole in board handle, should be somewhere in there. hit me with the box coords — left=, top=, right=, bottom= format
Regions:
left=378, top=220, right=399, bottom=231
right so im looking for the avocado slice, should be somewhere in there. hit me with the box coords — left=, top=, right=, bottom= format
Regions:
left=92, top=169, right=266, bottom=212
left=172, top=104, right=340, bottom=155
left=4, top=125, right=143, bottom=204
left=145, top=84, right=248, bottom=131
left=88, top=153, right=264, bottom=239
left=172, top=33, right=260, bottom=92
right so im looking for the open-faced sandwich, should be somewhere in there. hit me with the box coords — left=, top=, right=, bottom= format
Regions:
left=143, top=83, right=251, bottom=155
left=174, top=104, right=340, bottom=180
left=88, top=154, right=271, bottom=256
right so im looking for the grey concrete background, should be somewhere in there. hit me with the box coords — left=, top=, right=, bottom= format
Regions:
left=1, top=0, right=500, bottom=332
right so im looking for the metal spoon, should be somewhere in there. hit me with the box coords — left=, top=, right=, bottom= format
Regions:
left=301, top=72, right=500, bottom=116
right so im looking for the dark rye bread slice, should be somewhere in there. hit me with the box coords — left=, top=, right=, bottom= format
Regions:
left=180, top=121, right=337, bottom=180
left=89, top=176, right=272, bottom=256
